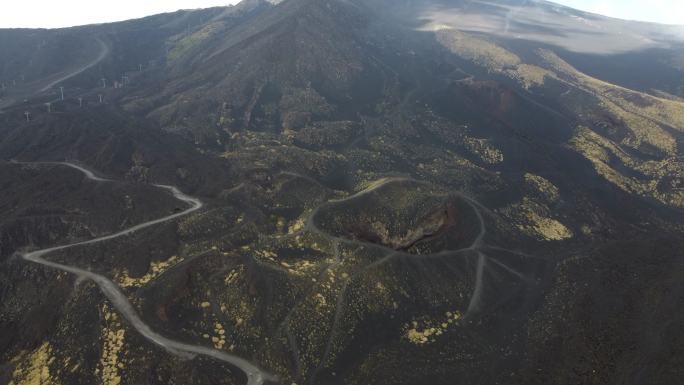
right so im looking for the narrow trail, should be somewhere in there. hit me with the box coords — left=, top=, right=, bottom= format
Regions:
left=280, top=176, right=541, bottom=383
left=14, top=161, right=277, bottom=385
left=39, top=37, right=109, bottom=93
left=1, top=37, right=109, bottom=111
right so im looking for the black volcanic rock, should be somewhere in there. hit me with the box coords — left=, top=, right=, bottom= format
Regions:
left=1, top=1, right=684, bottom=385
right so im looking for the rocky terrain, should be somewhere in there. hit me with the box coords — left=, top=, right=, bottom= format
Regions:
left=1, top=0, right=683, bottom=384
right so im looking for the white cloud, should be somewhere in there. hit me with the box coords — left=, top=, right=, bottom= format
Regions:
left=558, top=0, right=684, bottom=25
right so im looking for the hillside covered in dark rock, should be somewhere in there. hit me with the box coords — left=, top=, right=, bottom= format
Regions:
left=1, top=1, right=683, bottom=384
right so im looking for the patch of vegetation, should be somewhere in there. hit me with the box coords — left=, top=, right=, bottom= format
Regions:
left=168, top=22, right=225, bottom=61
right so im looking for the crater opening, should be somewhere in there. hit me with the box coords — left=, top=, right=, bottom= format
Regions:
left=312, top=179, right=481, bottom=255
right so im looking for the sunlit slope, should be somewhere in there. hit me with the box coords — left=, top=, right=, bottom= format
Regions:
left=1, top=1, right=684, bottom=385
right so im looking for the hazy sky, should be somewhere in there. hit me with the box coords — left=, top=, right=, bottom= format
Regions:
left=0, top=1, right=240, bottom=28
left=0, top=0, right=681, bottom=29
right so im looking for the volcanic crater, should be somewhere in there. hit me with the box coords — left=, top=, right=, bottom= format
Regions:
left=311, top=179, right=482, bottom=255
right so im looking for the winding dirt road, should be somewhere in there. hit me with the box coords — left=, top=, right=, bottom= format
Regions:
left=39, top=37, right=110, bottom=93
left=0, top=37, right=110, bottom=110
left=16, top=161, right=277, bottom=385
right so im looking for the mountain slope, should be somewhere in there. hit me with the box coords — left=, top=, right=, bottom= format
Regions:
left=1, top=1, right=684, bottom=385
